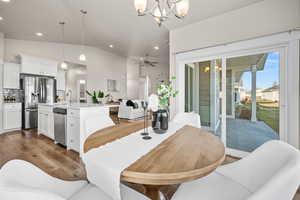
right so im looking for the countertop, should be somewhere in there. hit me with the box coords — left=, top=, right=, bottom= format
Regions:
left=38, top=103, right=119, bottom=110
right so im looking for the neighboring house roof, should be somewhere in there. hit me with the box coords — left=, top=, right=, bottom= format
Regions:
left=262, top=85, right=279, bottom=93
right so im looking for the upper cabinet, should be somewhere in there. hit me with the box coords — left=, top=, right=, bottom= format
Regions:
left=56, top=70, right=66, bottom=91
left=20, top=54, right=58, bottom=77
left=3, top=62, right=20, bottom=89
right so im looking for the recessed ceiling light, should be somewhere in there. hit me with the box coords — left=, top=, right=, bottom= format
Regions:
left=35, top=32, right=43, bottom=37
left=109, top=44, right=114, bottom=48
left=2, top=0, right=11, bottom=2
left=154, top=46, right=159, bottom=50
left=0, top=16, right=3, bottom=21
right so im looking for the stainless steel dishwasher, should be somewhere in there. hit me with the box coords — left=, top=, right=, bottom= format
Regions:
left=53, top=107, right=67, bottom=146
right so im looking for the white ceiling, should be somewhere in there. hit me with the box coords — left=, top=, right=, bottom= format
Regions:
left=0, top=0, right=263, bottom=61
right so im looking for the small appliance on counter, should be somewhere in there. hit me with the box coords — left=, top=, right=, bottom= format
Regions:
left=3, top=95, right=17, bottom=103
left=3, top=88, right=21, bottom=103
left=20, top=74, right=57, bottom=129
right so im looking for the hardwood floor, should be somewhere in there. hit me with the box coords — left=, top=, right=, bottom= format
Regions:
left=0, top=127, right=299, bottom=199
left=0, top=129, right=86, bottom=181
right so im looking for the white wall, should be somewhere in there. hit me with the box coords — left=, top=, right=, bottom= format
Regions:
left=0, top=33, right=4, bottom=64
left=170, top=0, right=300, bottom=53
left=126, top=57, right=169, bottom=99
left=169, top=0, right=300, bottom=118
left=126, top=58, right=140, bottom=99
left=0, top=33, right=4, bottom=132
left=4, top=39, right=127, bottom=101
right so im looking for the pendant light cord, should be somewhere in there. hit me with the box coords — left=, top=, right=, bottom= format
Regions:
left=59, top=21, right=66, bottom=61
left=80, top=10, right=87, bottom=53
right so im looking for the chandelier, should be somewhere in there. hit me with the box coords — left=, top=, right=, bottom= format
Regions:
left=134, top=0, right=189, bottom=26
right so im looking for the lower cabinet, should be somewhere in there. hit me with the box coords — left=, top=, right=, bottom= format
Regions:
left=67, top=116, right=80, bottom=152
left=3, top=103, right=21, bottom=130
left=67, top=117, right=80, bottom=152
left=38, top=106, right=54, bottom=140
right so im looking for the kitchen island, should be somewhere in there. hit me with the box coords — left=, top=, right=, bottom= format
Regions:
left=38, top=103, right=118, bottom=155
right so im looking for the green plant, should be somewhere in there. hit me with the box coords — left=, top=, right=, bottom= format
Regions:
left=157, top=76, right=179, bottom=110
left=98, top=91, right=104, bottom=98
left=86, top=90, right=105, bottom=103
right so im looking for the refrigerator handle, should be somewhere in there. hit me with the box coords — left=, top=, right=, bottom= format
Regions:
left=37, top=78, right=41, bottom=102
left=41, top=79, right=45, bottom=103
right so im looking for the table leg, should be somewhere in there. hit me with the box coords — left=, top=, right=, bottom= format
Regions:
left=144, top=185, right=163, bottom=200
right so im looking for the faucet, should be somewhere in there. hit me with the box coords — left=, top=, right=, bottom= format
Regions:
left=66, top=89, right=72, bottom=104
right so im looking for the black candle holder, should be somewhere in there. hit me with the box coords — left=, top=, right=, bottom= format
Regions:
left=141, top=101, right=152, bottom=140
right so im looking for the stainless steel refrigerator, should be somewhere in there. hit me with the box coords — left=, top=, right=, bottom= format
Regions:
left=20, top=75, right=56, bottom=129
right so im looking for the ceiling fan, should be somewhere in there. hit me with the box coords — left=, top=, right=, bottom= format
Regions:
left=139, top=54, right=159, bottom=67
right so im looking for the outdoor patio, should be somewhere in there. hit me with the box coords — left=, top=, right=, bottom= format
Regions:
left=216, top=118, right=279, bottom=152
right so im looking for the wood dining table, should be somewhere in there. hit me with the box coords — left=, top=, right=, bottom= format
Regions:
left=84, top=121, right=225, bottom=200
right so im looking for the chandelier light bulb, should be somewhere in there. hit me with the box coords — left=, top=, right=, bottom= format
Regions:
left=134, top=0, right=147, bottom=14
left=154, top=17, right=161, bottom=26
left=162, top=8, right=167, bottom=17
left=61, top=62, right=68, bottom=70
left=79, top=54, right=86, bottom=61
left=175, top=0, right=189, bottom=18
left=153, top=7, right=162, bottom=18
left=134, top=0, right=189, bottom=26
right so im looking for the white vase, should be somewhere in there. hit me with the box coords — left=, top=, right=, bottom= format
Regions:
left=97, top=98, right=104, bottom=104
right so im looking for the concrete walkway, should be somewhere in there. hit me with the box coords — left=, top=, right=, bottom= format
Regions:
left=216, top=118, right=279, bottom=152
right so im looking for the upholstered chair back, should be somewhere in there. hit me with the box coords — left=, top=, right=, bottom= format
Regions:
left=82, top=115, right=115, bottom=157
left=172, top=112, right=201, bottom=128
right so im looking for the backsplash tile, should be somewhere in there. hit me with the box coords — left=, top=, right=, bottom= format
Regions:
left=3, top=89, right=22, bottom=103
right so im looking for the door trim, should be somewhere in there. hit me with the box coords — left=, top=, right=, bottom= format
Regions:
left=175, top=30, right=300, bottom=156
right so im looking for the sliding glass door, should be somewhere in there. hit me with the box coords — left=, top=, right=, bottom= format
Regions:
left=184, top=59, right=222, bottom=135
left=224, top=52, right=281, bottom=153
left=183, top=49, right=285, bottom=156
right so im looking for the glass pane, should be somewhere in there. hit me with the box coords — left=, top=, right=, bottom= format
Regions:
left=185, top=59, right=222, bottom=135
left=226, top=52, right=280, bottom=152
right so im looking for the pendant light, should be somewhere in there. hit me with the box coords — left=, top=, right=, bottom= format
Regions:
left=59, top=21, right=68, bottom=70
left=79, top=9, right=87, bottom=62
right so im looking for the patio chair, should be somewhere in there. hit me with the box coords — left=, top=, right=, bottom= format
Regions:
left=172, top=112, right=201, bottom=128
left=0, top=159, right=150, bottom=200
left=171, top=140, right=300, bottom=200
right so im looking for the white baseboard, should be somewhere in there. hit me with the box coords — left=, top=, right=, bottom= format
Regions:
left=1, top=128, right=21, bottom=134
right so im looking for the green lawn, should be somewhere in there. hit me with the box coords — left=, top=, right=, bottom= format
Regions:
left=235, top=103, right=279, bottom=134
left=257, top=105, right=279, bottom=133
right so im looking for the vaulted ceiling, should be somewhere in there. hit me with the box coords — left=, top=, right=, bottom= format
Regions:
left=0, top=0, right=263, bottom=61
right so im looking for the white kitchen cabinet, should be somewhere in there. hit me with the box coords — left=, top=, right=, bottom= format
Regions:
left=3, top=103, right=21, bottom=130
left=67, top=116, right=80, bottom=152
left=48, top=112, right=54, bottom=139
left=3, top=63, right=20, bottom=89
left=20, top=54, right=58, bottom=77
left=56, top=70, right=66, bottom=91
left=38, top=105, right=54, bottom=140
left=66, top=106, right=111, bottom=155
left=38, top=112, right=46, bottom=134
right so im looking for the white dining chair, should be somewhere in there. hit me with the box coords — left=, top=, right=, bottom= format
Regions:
left=1, top=185, right=66, bottom=200
left=171, top=140, right=300, bottom=200
left=0, top=159, right=150, bottom=200
left=80, top=115, right=115, bottom=157
left=172, top=112, right=201, bottom=128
